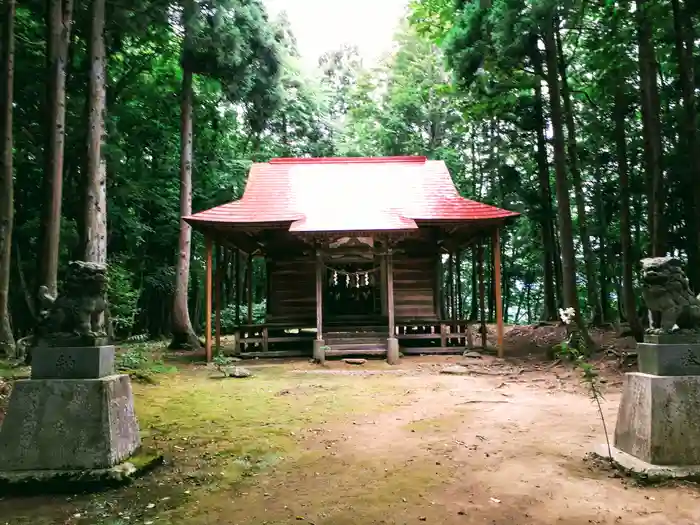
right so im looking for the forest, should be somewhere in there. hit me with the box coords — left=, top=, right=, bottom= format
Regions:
left=0, top=0, right=698, bottom=356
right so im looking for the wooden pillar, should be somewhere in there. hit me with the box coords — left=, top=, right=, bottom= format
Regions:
left=214, top=244, right=221, bottom=353
left=478, top=241, right=487, bottom=349
left=493, top=228, right=504, bottom=357
left=434, top=252, right=442, bottom=319
left=450, top=252, right=457, bottom=336
left=246, top=254, right=253, bottom=325
left=315, top=250, right=323, bottom=340
left=387, top=248, right=395, bottom=337
left=456, top=250, right=463, bottom=343
left=456, top=251, right=463, bottom=319
left=234, top=249, right=241, bottom=325
left=205, top=237, right=213, bottom=362
left=265, top=257, right=271, bottom=318
left=380, top=256, right=388, bottom=315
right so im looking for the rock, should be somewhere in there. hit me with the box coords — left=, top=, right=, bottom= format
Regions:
left=226, top=366, right=252, bottom=378
left=343, top=358, right=366, bottom=365
left=463, top=351, right=482, bottom=359
left=440, top=365, right=470, bottom=376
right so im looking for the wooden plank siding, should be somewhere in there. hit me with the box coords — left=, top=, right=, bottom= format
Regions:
left=392, top=253, right=439, bottom=321
left=266, top=257, right=316, bottom=323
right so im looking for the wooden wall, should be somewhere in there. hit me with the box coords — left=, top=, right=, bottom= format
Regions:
left=393, top=252, right=439, bottom=321
left=266, top=256, right=316, bottom=323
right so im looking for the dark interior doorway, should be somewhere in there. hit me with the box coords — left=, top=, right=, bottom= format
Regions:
left=325, top=262, right=380, bottom=318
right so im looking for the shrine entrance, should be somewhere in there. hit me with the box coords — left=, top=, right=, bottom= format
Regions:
left=324, top=261, right=381, bottom=319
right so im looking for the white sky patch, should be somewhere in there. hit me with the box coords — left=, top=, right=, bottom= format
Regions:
left=265, top=0, right=408, bottom=70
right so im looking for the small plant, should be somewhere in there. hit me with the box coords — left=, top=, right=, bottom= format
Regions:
left=116, top=343, right=177, bottom=383
left=212, top=352, right=236, bottom=376
left=556, top=307, right=613, bottom=462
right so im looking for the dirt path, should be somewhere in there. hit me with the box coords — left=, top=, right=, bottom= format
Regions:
left=210, top=358, right=700, bottom=525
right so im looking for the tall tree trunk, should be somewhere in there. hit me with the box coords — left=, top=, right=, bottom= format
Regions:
left=530, top=42, right=557, bottom=321
left=83, top=0, right=107, bottom=336
left=636, top=0, right=665, bottom=257
left=170, top=0, right=201, bottom=350
left=614, top=80, right=644, bottom=341
left=555, top=24, right=601, bottom=324
left=39, top=0, right=74, bottom=298
left=671, top=0, right=700, bottom=289
left=595, top=183, right=609, bottom=323
left=83, top=0, right=106, bottom=264
left=542, top=14, right=589, bottom=344
left=0, top=0, right=16, bottom=356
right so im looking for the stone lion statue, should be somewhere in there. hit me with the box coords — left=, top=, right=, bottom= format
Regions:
left=640, top=257, right=700, bottom=334
left=34, top=260, right=108, bottom=347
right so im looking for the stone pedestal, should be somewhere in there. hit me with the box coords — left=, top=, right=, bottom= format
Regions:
left=386, top=337, right=400, bottom=365
left=0, top=345, right=141, bottom=475
left=600, top=339, right=700, bottom=479
left=0, top=375, right=140, bottom=471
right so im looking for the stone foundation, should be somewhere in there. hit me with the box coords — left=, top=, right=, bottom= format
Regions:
left=313, top=339, right=325, bottom=364
left=386, top=337, right=400, bottom=365
left=0, top=374, right=140, bottom=471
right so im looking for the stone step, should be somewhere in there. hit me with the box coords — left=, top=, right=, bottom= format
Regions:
left=325, top=345, right=388, bottom=357
left=325, top=336, right=387, bottom=345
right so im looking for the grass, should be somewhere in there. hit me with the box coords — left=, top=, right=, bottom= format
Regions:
left=0, top=359, right=408, bottom=525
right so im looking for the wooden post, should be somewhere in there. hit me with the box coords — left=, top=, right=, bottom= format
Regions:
left=315, top=250, right=323, bottom=340
left=234, top=249, right=241, bottom=325
left=265, top=256, right=271, bottom=318
left=380, top=256, right=387, bottom=315
left=214, top=244, right=221, bottom=353
left=387, top=248, right=395, bottom=337
left=434, top=251, right=442, bottom=319
left=205, top=237, right=213, bottom=362
left=493, top=228, right=504, bottom=357
left=449, top=252, right=457, bottom=339
left=478, top=241, right=487, bottom=349
left=456, top=250, right=463, bottom=344
left=246, top=254, right=253, bottom=325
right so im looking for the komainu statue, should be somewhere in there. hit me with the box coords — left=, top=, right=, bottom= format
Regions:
left=640, top=257, right=700, bottom=334
left=34, top=260, right=108, bottom=348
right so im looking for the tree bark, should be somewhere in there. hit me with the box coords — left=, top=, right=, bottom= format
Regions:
left=0, top=0, right=16, bottom=356
left=671, top=0, right=700, bottom=288
left=542, top=13, right=589, bottom=343
left=39, top=0, right=74, bottom=298
left=636, top=0, right=664, bottom=257
left=530, top=42, right=557, bottom=321
left=170, top=0, right=201, bottom=349
left=83, top=0, right=107, bottom=264
left=595, top=183, right=609, bottom=323
left=614, top=79, right=644, bottom=341
left=555, top=24, right=601, bottom=324
left=82, top=0, right=107, bottom=336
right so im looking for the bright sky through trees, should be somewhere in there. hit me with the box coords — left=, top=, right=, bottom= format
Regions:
left=264, top=0, right=408, bottom=68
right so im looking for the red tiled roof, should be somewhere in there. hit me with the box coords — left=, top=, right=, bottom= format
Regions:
left=185, top=156, right=519, bottom=232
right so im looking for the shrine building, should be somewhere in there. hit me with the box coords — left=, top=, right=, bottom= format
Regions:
left=184, top=156, right=519, bottom=363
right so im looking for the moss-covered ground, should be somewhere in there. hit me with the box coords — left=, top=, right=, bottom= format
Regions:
left=1, top=347, right=700, bottom=524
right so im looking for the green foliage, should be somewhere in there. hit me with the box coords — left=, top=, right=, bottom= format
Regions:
left=106, top=257, right=140, bottom=337
left=217, top=301, right=266, bottom=333
left=116, top=343, right=178, bottom=381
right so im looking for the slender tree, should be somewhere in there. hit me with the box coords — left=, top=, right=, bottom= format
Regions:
left=0, top=0, right=15, bottom=356
left=171, top=0, right=199, bottom=349
left=636, top=0, right=664, bottom=257
left=541, top=10, right=589, bottom=344
left=83, top=0, right=107, bottom=265
left=39, top=0, right=74, bottom=298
